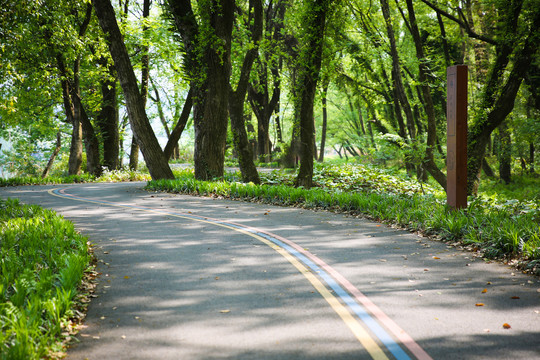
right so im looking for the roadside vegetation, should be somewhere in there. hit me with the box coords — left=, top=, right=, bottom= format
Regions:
left=0, top=199, right=93, bottom=359
left=0, top=168, right=151, bottom=187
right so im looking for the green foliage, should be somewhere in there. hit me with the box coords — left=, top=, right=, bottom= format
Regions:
left=0, top=169, right=151, bottom=187
left=0, top=198, right=90, bottom=358
left=147, top=163, right=540, bottom=267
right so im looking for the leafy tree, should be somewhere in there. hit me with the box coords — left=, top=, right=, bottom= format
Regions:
left=165, top=0, right=235, bottom=180
left=93, top=0, right=174, bottom=180
left=295, top=0, right=334, bottom=188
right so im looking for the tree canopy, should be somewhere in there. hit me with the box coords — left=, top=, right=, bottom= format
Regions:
left=0, top=0, right=538, bottom=190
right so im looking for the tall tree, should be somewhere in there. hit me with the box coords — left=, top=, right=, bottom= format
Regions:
left=166, top=0, right=235, bottom=180
left=404, top=0, right=447, bottom=189
left=129, top=0, right=152, bottom=171
left=295, top=0, right=333, bottom=188
left=423, top=0, right=540, bottom=193
left=93, top=0, right=174, bottom=180
left=229, top=0, right=263, bottom=184
left=248, top=0, right=286, bottom=161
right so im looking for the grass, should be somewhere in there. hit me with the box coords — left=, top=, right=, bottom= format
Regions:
left=147, top=165, right=540, bottom=273
left=0, top=199, right=92, bottom=359
left=0, top=168, right=151, bottom=187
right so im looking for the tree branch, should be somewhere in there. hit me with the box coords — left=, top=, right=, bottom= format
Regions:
left=420, top=0, right=497, bottom=45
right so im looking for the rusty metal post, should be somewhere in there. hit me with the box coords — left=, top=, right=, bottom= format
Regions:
left=447, top=65, right=468, bottom=209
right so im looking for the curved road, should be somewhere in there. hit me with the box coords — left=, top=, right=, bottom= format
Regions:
left=1, top=182, right=539, bottom=360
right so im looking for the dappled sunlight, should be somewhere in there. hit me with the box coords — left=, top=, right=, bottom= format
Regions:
left=2, top=182, right=539, bottom=359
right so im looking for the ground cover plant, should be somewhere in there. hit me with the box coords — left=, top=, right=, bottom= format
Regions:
left=148, top=164, right=540, bottom=273
left=0, top=169, right=151, bottom=187
left=0, top=199, right=92, bottom=359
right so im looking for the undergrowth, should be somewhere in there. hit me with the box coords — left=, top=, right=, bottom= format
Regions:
left=0, top=199, right=91, bottom=359
left=0, top=168, right=151, bottom=187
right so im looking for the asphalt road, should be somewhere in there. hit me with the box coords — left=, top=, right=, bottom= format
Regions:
left=1, top=182, right=539, bottom=360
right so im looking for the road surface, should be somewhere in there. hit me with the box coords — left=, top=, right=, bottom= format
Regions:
left=1, top=182, right=539, bottom=359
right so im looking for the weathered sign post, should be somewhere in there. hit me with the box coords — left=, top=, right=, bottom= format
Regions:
left=446, top=65, right=468, bottom=209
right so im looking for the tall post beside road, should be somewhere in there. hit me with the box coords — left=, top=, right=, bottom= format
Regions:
left=447, top=65, right=468, bottom=209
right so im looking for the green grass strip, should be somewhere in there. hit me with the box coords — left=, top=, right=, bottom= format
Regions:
left=0, top=199, right=91, bottom=359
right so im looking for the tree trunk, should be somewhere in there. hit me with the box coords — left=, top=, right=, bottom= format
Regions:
left=68, top=113, right=83, bottom=175
left=94, top=0, right=174, bottom=180
left=295, top=0, right=331, bottom=188
left=405, top=0, right=447, bottom=190
left=318, top=81, right=329, bottom=162
left=96, top=65, right=120, bottom=170
left=530, top=142, right=536, bottom=174
left=129, top=0, right=152, bottom=171
left=42, top=132, right=62, bottom=178
left=164, top=88, right=193, bottom=160
left=166, top=0, right=234, bottom=180
left=193, top=1, right=234, bottom=180
left=229, top=0, right=262, bottom=184
left=482, top=157, right=495, bottom=178
left=498, top=121, right=512, bottom=184
left=74, top=91, right=102, bottom=176
left=467, top=8, right=540, bottom=193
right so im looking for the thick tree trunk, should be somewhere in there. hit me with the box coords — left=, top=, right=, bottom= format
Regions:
left=193, top=0, right=234, bottom=180
left=94, top=0, right=174, bottom=180
left=68, top=111, right=83, bottom=175
left=166, top=0, right=234, bottom=180
left=295, top=0, right=331, bottom=188
left=129, top=137, right=139, bottom=170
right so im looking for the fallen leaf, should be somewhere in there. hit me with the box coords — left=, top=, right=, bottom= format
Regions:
left=475, top=303, right=485, bottom=307
left=379, top=259, right=387, bottom=262
left=215, top=277, right=220, bottom=280
left=483, top=329, right=490, bottom=333
left=503, top=323, right=511, bottom=329
left=264, top=212, right=269, bottom=215
left=220, top=309, right=230, bottom=313
left=124, top=276, right=130, bottom=279
left=121, top=335, right=126, bottom=339
left=433, top=256, right=441, bottom=260
left=481, top=289, right=488, bottom=293
left=424, top=269, right=429, bottom=271
left=511, top=296, right=520, bottom=299
left=486, top=281, right=492, bottom=285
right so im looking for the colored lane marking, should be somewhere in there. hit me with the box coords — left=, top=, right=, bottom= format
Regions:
left=49, top=187, right=431, bottom=360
